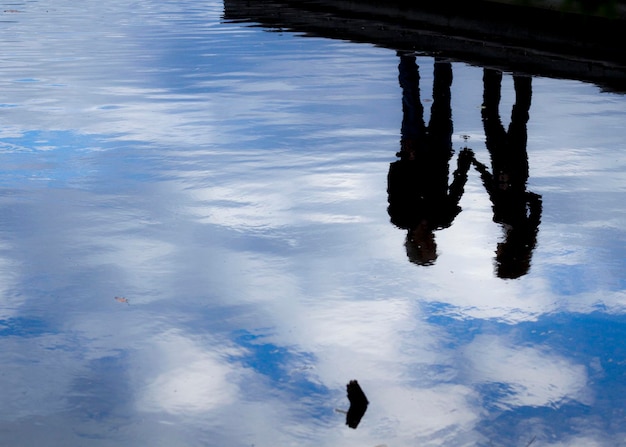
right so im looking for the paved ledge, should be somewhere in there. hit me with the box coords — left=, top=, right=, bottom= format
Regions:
left=447, top=0, right=626, bottom=19
left=320, top=0, right=626, bottom=20
left=223, top=0, right=626, bottom=92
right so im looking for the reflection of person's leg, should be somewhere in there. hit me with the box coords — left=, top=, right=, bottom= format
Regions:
left=482, top=69, right=507, bottom=182
left=509, top=75, right=531, bottom=148
left=512, top=75, right=532, bottom=117
left=482, top=69, right=505, bottom=139
left=427, top=60, right=453, bottom=194
left=398, top=55, right=425, bottom=141
left=483, top=68, right=502, bottom=107
left=507, top=75, right=532, bottom=186
left=429, top=60, right=453, bottom=152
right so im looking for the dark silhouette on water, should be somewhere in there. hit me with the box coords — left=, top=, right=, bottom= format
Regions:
left=472, top=69, right=542, bottom=279
left=223, top=0, right=626, bottom=93
left=387, top=54, right=473, bottom=265
left=346, top=380, right=369, bottom=429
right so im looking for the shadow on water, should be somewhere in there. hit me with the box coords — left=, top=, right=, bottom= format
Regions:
left=386, top=54, right=471, bottom=267
left=387, top=54, right=541, bottom=278
left=221, top=0, right=618, bottom=282
left=475, top=69, right=542, bottom=279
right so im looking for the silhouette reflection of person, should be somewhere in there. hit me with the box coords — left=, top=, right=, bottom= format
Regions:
left=387, top=53, right=473, bottom=266
left=473, top=69, right=542, bottom=279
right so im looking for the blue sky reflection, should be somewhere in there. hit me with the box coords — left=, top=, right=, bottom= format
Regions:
left=0, top=1, right=625, bottom=446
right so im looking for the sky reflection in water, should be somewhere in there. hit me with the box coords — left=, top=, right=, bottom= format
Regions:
left=0, top=1, right=625, bottom=446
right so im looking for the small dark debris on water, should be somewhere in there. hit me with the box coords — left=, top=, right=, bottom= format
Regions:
left=346, top=379, right=368, bottom=429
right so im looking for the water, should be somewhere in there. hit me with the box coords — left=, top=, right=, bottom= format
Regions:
left=0, top=1, right=625, bottom=446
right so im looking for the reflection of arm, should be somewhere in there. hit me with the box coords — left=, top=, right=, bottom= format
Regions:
left=448, top=149, right=473, bottom=205
left=472, top=158, right=495, bottom=198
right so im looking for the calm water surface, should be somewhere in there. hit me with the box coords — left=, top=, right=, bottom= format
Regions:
left=1, top=1, right=625, bottom=446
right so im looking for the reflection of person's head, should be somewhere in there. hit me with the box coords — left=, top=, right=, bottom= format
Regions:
left=495, top=226, right=533, bottom=279
left=405, top=220, right=437, bottom=266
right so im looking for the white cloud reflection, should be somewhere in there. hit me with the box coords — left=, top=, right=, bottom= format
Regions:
left=463, top=335, right=590, bottom=409
left=136, top=330, right=239, bottom=414
left=0, top=1, right=625, bottom=446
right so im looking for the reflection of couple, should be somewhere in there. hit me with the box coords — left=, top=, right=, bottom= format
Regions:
left=387, top=54, right=542, bottom=278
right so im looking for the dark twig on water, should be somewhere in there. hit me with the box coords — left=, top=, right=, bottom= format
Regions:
left=525, top=435, right=537, bottom=446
